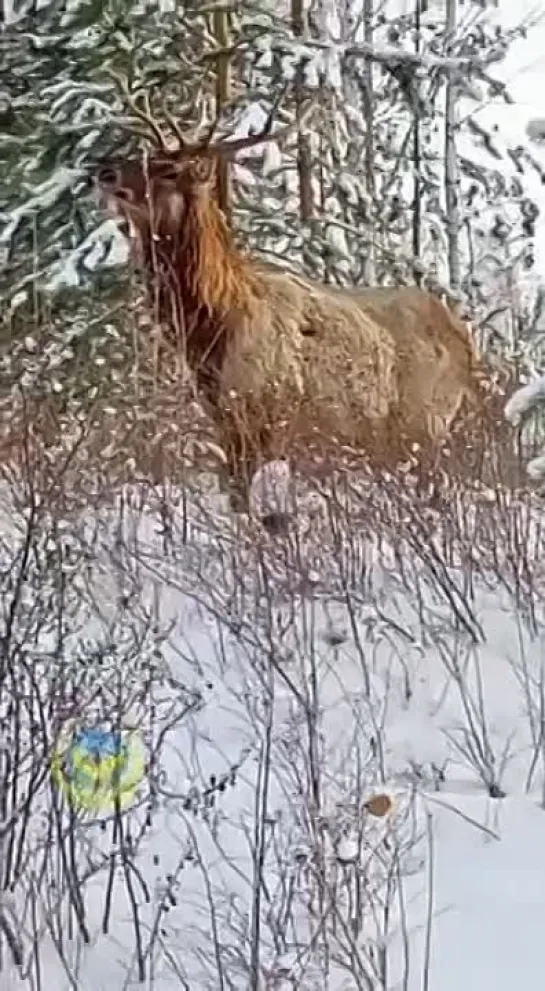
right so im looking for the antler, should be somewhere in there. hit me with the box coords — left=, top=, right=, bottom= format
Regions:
left=106, top=67, right=223, bottom=153
left=162, top=91, right=220, bottom=150
left=207, top=88, right=313, bottom=159
left=106, top=68, right=310, bottom=159
left=106, top=68, right=171, bottom=149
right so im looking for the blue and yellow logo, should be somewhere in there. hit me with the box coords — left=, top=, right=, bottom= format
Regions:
left=51, top=724, right=146, bottom=814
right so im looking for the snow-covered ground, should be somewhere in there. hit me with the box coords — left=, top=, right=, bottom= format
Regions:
left=2, top=467, right=545, bottom=991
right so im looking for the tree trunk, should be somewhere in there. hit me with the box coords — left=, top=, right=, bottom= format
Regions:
left=213, top=8, right=232, bottom=221
left=444, top=0, right=461, bottom=292
left=412, top=0, right=422, bottom=281
left=362, top=0, right=376, bottom=284
left=291, top=0, right=314, bottom=221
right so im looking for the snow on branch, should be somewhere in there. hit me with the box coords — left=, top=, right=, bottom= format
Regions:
left=304, top=38, right=494, bottom=75
left=215, top=37, right=493, bottom=77
left=526, top=452, right=545, bottom=480
left=526, top=118, right=545, bottom=144
left=505, top=377, right=545, bottom=481
left=504, top=376, right=545, bottom=427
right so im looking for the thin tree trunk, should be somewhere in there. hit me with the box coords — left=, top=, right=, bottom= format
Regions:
left=314, top=0, right=334, bottom=283
left=292, top=0, right=314, bottom=221
left=362, top=0, right=376, bottom=283
left=412, top=0, right=422, bottom=280
left=213, top=8, right=232, bottom=221
left=317, top=75, right=330, bottom=282
left=444, top=0, right=461, bottom=291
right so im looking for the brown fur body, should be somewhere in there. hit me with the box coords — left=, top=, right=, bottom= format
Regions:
left=356, top=286, right=481, bottom=444
left=95, top=150, right=483, bottom=494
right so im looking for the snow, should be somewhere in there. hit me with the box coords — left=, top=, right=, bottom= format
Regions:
left=504, top=375, right=545, bottom=477
left=46, top=218, right=130, bottom=290
left=0, top=167, right=84, bottom=259
left=504, top=373, right=545, bottom=424
left=2, top=470, right=545, bottom=989
left=402, top=798, right=545, bottom=991
left=527, top=450, right=545, bottom=477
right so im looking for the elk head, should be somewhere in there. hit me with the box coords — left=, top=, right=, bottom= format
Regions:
left=94, top=71, right=297, bottom=249
left=96, top=150, right=218, bottom=250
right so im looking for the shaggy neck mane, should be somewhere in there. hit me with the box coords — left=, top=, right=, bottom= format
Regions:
left=143, top=192, right=258, bottom=399
left=183, top=194, right=257, bottom=313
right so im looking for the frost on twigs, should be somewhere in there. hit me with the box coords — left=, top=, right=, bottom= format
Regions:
left=0, top=453, right=209, bottom=984
left=504, top=376, right=545, bottom=479
left=336, top=833, right=359, bottom=865
left=336, top=795, right=395, bottom=862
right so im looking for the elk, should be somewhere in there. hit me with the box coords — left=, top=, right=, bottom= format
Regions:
left=94, top=84, right=484, bottom=502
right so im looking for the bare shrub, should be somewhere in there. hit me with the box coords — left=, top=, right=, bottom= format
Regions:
left=1, top=336, right=544, bottom=990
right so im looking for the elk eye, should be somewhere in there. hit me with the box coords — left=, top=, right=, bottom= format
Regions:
left=97, top=166, right=118, bottom=185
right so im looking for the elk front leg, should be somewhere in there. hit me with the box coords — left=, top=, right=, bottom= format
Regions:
left=218, top=420, right=262, bottom=514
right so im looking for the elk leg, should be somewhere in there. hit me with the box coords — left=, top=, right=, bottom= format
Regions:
left=216, top=455, right=248, bottom=511
left=217, top=409, right=278, bottom=514
left=221, top=430, right=261, bottom=514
